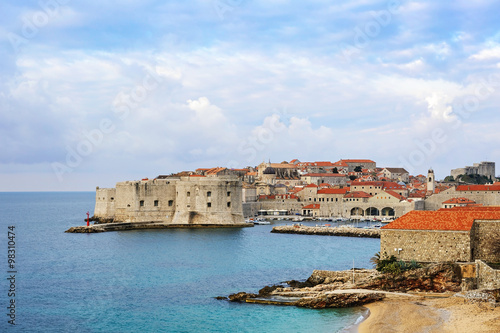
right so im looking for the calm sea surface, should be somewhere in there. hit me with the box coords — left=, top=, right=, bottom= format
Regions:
left=0, top=192, right=380, bottom=332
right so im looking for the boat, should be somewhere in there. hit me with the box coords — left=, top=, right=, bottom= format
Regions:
left=253, top=218, right=271, bottom=225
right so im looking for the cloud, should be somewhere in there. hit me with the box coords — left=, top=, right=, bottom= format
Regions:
left=470, top=46, right=500, bottom=61
left=1, top=0, right=500, bottom=189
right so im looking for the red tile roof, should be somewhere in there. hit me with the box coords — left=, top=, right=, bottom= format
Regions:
left=344, top=191, right=372, bottom=198
left=456, top=185, right=500, bottom=191
left=385, top=190, right=406, bottom=201
left=382, top=210, right=500, bottom=231
left=318, top=188, right=350, bottom=195
left=351, top=181, right=406, bottom=190
left=305, top=184, right=319, bottom=188
left=442, top=197, right=476, bottom=205
left=302, top=204, right=320, bottom=209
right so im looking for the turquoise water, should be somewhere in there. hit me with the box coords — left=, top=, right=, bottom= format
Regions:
left=0, top=192, right=380, bottom=332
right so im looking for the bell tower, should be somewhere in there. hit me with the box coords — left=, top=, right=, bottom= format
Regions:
left=427, top=168, right=435, bottom=193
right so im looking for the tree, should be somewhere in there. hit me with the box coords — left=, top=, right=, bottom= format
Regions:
left=349, top=175, right=357, bottom=181
left=354, top=166, right=362, bottom=172
left=444, top=175, right=455, bottom=182
left=332, top=167, right=339, bottom=174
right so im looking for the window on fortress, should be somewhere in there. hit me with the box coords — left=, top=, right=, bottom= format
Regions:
left=140, top=200, right=144, bottom=207
left=227, top=191, right=231, bottom=197
left=207, top=202, right=212, bottom=208
left=154, top=200, right=159, bottom=207
left=207, top=191, right=212, bottom=197
left=168, top=200, right=173, bottom=207
left=187, top=192, right=191, bottom=197
left=227, top=202, right=231, bottom=208
left=111, top=197, right=114, bottom=201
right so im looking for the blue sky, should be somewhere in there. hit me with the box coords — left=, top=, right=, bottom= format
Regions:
left=1, top=0, right=500, bottom=191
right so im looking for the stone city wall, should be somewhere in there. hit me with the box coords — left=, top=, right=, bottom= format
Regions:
left=94, top=176, right=245, bottom=225
left=380, top=229, right=471, bottom=262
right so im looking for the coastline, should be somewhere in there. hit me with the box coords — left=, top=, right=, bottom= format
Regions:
left=358, top=296, right=500, bottom=333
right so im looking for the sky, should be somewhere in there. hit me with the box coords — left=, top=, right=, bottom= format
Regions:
left=1, top=0, right=500, bottom=191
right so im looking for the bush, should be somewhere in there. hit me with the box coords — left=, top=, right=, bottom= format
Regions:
left=375, top=254, right=422, bottom=275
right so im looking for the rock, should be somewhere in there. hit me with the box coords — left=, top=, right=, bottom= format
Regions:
left=293, top=292, right=385, bottom=309
left=356, top=263, right=462, bottom=293
left=65, top=226, right=103, bottom=233
left=258, top=285, right=282, bottom=296
left=228, top=292, right=258, bottom=302
left=214, top=296, right=228, bottom=300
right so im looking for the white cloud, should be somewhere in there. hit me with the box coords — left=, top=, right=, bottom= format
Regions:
left=470, top=46, right=500, bottom=61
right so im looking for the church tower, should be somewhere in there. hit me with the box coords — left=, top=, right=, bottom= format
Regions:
left=427, top=169, right=435, bottom=193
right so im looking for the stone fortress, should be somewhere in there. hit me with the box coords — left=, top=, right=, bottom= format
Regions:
left=451, top=161, right=496, bottom=181
left=94, top=175, right=246, bottom=227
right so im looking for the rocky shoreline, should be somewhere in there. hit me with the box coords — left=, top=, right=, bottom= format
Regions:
left=271, top=225, right=381, bottom=238
left=220, top=263, right=500, bottom=309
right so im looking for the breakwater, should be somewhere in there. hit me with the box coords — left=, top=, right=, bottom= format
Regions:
left=66, top=221, right=253, bottom=233
left=271, top=225, right=381, bottom=238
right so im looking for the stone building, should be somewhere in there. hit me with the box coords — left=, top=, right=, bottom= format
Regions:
left=301, top=173, right=348, bottom=186
left=423, top=184, right=500, bottom=211
left=450, top=161, right=496, bottom=181
left=333, top=159, right=376, bottom=173
left=380, top=209, right=500, bottom=263
left=94, top=175, right=246, bottom=226
left=380, top=168, right=410, bottom=183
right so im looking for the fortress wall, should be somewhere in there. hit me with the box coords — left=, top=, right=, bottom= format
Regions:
left=171, top=177, right=244, bottom=225
left=113, top=179, right=177, bottom=223
left=95, top=177, right=245, bottom=225
left=94, top=187, right=116, bottom=219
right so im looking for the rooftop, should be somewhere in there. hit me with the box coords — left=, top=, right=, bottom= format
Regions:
left=382, top=209, right=500, bottom=231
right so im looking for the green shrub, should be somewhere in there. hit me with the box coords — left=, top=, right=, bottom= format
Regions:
left=375, top=254, right=422, bottom=275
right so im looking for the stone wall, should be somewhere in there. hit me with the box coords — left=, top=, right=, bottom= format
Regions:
left=380, top=229, right=471, bottom=262
left=94, top=187, right=116, bottom=219
left=471, top=220, right=500, bottom=262
left=94, top=176, right=245, bottom=225
left=424, top=187, right=500, bottom=211
left=476, top=260, right=500, bottom=289
left=310, top=269, right=375, bottom=284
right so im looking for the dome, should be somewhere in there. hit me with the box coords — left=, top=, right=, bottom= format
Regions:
left=263, top=166, right=276, bottom=175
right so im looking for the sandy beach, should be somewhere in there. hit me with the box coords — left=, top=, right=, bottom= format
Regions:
left=358, top=296, right=500, bottom=333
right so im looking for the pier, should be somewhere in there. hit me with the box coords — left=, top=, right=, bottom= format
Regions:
left=271, top=225, right=381, bottom=238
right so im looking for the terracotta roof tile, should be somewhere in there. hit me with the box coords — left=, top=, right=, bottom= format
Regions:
left=442, top=197, right=476, bottom=204
left=344, top=191, right=372, bottom=198
left=382, top=209, right=500, bottom=231
left=318, top=188, right=350, bottom=195
left=456, top=185, right=500, bottom=191
left=303, top=204, right=320, bottom=209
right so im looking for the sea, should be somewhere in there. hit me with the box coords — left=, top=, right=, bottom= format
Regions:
left=0, top=192, right=380, bottom=332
